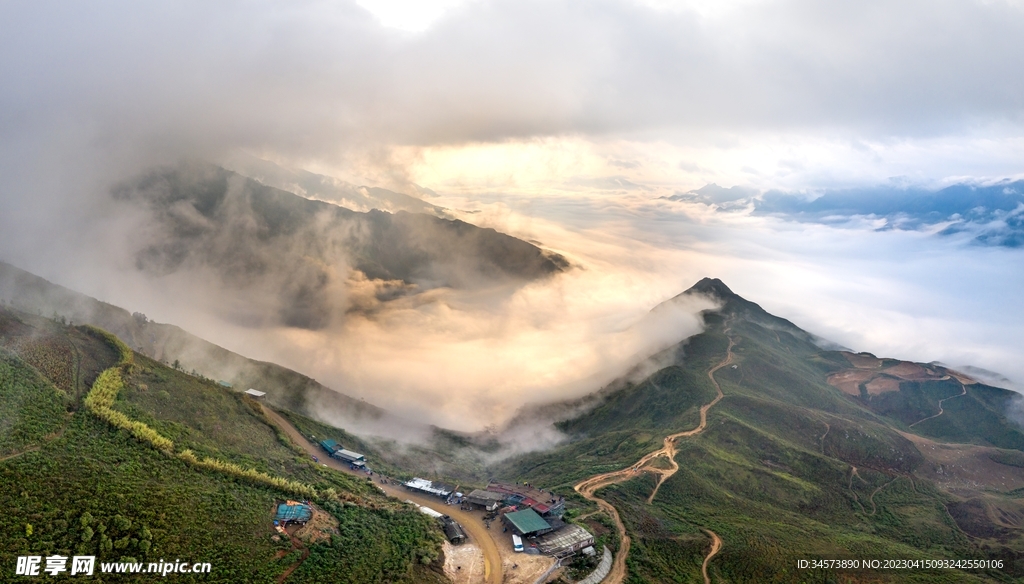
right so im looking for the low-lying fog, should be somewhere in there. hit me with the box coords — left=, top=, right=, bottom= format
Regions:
left=2, top=0, right=1023, bottom=435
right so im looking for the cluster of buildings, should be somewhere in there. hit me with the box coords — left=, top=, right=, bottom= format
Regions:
left=318, top=439, right=367, bottom=469
left=408, top=479, right=594, bottom=558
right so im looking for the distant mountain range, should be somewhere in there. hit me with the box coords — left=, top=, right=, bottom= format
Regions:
left=222, top=152, right=450, bottom=217
left=669, top=180, right=1024, bottom=247
left=113, top=162, right=569, bottom=329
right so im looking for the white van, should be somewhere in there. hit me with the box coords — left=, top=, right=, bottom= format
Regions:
left=512, top=534, right=524, bottom=553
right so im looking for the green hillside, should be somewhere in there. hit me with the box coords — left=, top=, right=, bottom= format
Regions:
left=494, top=279, right=1024, bottom=583
left=113, top=162, right=568, bottom=329
left=0, top=260, right=416, bottom=438
left=0, top=305, right=448, bottom=583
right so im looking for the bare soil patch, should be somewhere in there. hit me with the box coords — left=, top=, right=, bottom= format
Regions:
left=444, top=541, right=486, bottom=584
left=494, top=528, right=554, bottom=584
left=294, top=504, right=339, bottom=544
left=864, top=376, right=901, bottom=395
left=902, top=432, right=1024, bottom=495
left=827, top=369, right=874, bottom=395
left=842, top=352, right=884, bottom=369
left=883, top=361, right=942, bottom=380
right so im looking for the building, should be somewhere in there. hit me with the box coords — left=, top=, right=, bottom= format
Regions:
left=487, top=482, right=566, bottom=518
left=217, top=380, right=233, bottom=388
left=441, top=517, right=467, bottom=544
left=403, top=478, right=455, bottom=499
left=319, top=439, right=341, bottom=454
left=464, top=489, right=505, bottom=511
left=244, top=388, right=266, bottom=400
left=502, top=508, right=553, bottom=538
left=318, top=440, right=367, bottom=468
left=332, top=448, right=366, bottom=466
left=274, top=502, right=312, bottom=526
left=535, top=524, right=595, bottom=558
left=418, top=506, right=444, bottom=519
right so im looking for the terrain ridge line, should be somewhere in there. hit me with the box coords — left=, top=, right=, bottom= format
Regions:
left=573, top=327, right=734, bottom=584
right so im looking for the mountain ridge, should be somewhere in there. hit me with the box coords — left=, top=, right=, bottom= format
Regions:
left=494, top=278, right=1024, bottom=582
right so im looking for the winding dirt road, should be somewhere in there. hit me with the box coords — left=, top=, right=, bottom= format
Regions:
left=908, top=381, right=967, bottom=428
left=701, top=529, right=722, bottom=584
left=261, top=406, right=504, bottom=584
left=573, top=333, right=734, bottom=584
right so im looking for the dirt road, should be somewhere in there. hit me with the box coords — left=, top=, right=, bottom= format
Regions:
left=908, top=381, right=967, bottom=428
left=573, top=332, right=734, bottom=584
left=261, top=406, right=504, bottom=584
left=701, top=529, right=721, bottom=584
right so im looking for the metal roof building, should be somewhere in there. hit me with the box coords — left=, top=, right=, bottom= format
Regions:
left=536, top=524, right=595, bottom=558
left=404, top=478, right=454, bottom=498
left=443, top=519, right=467, bottom=544
left=333, top=448, right=365, bottom=463
left=418, top=506, right=444, bottom=519
left=502, top=508, right=552, bottom=537
left=244, top=388, right=266, bottom=399
left=465, top=489, right=505, bottom=511
left=487, top=481, right=565, bottom=518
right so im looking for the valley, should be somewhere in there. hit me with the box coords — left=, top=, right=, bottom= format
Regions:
left=4, top=272, right=1024, bottom=582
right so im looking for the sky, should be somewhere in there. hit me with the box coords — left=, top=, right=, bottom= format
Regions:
left=1, top=0, right=1023, bottom=431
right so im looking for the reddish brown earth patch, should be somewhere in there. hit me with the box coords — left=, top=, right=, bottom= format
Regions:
left=842, top=352, right=885, bottom=369
left=827, top=370, right=875, bottom=395
left=883, top=361, right=943, bottom=380
left=864, top=376, right=901, bottom=395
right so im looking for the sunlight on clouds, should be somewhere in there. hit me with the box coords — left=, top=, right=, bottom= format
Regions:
left=355, top=0, right=472, bottom=31
left=381, top=132, right=1024, bottom=201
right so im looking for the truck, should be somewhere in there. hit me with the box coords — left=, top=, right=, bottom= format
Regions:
left=512, top=534, right=524, bottom=553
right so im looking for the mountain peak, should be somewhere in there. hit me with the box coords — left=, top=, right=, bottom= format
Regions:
left=685, top=277, right=736, bottom=300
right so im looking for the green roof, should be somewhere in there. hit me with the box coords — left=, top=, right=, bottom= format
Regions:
left=504, top=508, right=550, bottom=534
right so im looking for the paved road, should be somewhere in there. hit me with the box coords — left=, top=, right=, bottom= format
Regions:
left=260, top=406, right=504, bottom=584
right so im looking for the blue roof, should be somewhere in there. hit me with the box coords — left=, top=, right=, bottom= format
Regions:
left=275, top=504, right=312, bottom=523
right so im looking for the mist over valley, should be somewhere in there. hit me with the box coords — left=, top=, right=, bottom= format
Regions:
left=4, top=1, right=1024, bottom=582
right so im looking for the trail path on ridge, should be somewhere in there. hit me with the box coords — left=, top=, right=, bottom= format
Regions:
left=573, top=333, right=734, bottom=584
left=908, top=381, right=967, bottom=428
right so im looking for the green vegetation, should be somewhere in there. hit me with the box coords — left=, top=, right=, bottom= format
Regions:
left=297, top=502, right=448, bottom=584
left=496, top=281, right=1021, bottom=582
left=0, top=351, right=67, bottom=458
left=0, top=305, right=445, bottom=583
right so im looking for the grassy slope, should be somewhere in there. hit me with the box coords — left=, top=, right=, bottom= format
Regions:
left=0, top=306, right=448, bottom=584
left=494, top=282, right=1020, bottom=583
left=0, top=351, right=67, bottom=458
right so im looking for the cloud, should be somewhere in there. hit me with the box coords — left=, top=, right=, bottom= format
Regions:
left=2, top=0, right=1024, bottom=436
